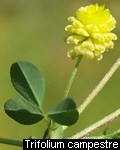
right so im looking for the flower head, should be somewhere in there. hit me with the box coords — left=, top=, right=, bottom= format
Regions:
left=65, top=3, right=117, bottom=61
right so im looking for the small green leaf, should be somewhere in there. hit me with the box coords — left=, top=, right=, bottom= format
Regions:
left=112, top=129, right=120, bottom=139
left=43, top=128, right=49, bottom=139
left=48, top=97, right=79, bottom=126
left=10, top=61, right=45, bottom=106
left=4, top=96, right=44, bottom=125
left=49, top=121, right=63, bottom=139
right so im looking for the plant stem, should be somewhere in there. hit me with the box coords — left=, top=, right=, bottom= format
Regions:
left=78, top=56, right=120, bottom=114
left=63, top=56, right=120, bottom=131
left=70, top=108, right=120, bottom=139
left=0, top=138, right=23, bottom=147
left=64, top=55, right=83, bottom=99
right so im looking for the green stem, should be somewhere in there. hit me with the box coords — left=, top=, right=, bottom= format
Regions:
left=0, top=138, right=23, bottom=147
left=62, top=56, right=82, bottom=131
left=78, top=56, right=120, bottom=114
left=70, top=108, right=120, bottom=139
left=64, top=55, right=83, bottom=98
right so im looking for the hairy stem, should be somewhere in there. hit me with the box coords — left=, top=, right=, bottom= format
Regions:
left=0, top=138, right=23, bottom=147
left=70, top=108, right=120, bottom=139
left=78, top=57, right=120, bottom=114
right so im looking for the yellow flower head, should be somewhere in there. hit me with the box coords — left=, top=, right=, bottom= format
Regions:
left=65, top=3, right=117, bottom=61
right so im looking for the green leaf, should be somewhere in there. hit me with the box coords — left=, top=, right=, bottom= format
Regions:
left=48, top=97, right=79, bottom=126
left=49, top=122, right=63, bottom=139
left=10, top=61, right=45, bottom=106
left=43, top=121, right=63, bottom=139
left=4, top=96, right=44, bottom=125
left=112, top=129, right=120, bottom=139
left=106, top=129, right=120, bottom=139
left=43, top=128, right=49, bottom=139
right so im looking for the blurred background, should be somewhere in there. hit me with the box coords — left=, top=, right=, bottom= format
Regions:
left=0, top=0, right=120, bottom=149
